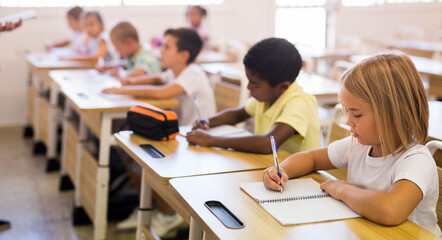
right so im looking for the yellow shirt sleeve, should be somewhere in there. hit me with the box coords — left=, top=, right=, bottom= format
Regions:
left=275, top=98, right=312, bottom=138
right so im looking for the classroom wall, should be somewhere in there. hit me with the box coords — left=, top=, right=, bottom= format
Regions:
left=0, top=1, right=440, bottom=127
left=0, top=0, right=275, bottom=127
left=335, top=3, right=442, bottom=42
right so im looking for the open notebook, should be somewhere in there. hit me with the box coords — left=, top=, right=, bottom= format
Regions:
left=180, top=125, right=252, bottom=137
left=240, top=178, right=360, bottom=225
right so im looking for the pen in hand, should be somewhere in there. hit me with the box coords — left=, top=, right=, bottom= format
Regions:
left=270, top=135, right=283, bottom=192
left=193, top=96, right=205, bottom=127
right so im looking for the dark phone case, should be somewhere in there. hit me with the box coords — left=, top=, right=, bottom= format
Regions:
left=204, top=200, right=245, bottom=229
left=139, top=144, right=165, bottom=158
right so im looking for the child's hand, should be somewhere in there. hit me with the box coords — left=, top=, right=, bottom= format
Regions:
left=320, top=179, right=351, bottom=201
left=191, top=119, right=209, bottom=131
left=263, top=166, right=289, bottom=191
left=119, top=76, right=133, bottom=86
left=95, top=64, right=106, bottom=73
left=186, top=129, right=212, bottom=147
left=102, top=87, right=121, bottom=94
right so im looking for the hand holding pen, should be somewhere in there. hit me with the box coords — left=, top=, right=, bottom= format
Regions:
left=193, top=96, right=208, bottom=130
left=270, top=136, right=284, bottom=192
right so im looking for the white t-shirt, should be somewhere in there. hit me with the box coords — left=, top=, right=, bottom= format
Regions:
left=85, top=31, right=118, bottom=62
left=161, top=64, right=216, bottom=126
left=69, top=30, right=85, bottom=52
left=328, top=137, right=441, bottom=236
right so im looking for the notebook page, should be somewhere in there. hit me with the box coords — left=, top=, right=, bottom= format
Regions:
left=179, top=125, right=249, bottom=137
left=240, top=178, right=360, bottom=225
left=240, top=178, right=325, bottom=202
left=208, top=125, right=249, bottom=136
left=262, top=195, right=360, bottom=225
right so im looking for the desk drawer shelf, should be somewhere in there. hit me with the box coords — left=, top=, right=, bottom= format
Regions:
left=39, top=97, right=49, bottom=145
left=66, top=122, right=78, bottom=184
left=80, top=146, right=98, bottom=222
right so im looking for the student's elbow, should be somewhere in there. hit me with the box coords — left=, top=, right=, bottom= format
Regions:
left=255, top=137, right=273, bottom=154
left=374, top=204, right=408, bottom=226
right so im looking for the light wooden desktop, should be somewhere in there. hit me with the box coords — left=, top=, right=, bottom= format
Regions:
left=201, top=63, right=340, bottom=99
left=379, top=39, right=442, bottom=59
left=114, top=129, right=292, bottom=240
left=18, top=50, right=96, bottom=170
left=51, top=69, right=179, bottom=240
left=170, top=170, right=436, bottom=240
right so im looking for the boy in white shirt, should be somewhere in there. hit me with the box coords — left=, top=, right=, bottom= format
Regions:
left=103, top=28, right=215, bottom=125
left=102, top=28, right=215, bottom=236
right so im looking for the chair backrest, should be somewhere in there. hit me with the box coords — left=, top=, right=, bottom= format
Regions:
left=325, top=104, right=350, bottom=146
left=425, top=140, right=442, bottom=230
left=214, top=80, right=241, bottom=112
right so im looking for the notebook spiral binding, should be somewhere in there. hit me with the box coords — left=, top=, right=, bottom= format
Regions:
left=259, top=193, right=331, bottom=204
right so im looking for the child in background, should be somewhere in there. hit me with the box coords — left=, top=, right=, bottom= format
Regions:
left=45, top=6, right=84, bottom=51
left=186, top=5, right=210, bottom=49
left=96, top=21, right=161, bottom=80
left=62, top=11, right=117, bottom=62
left=102, top=28, right=216, bottom=126
left=263, top=52, right=441, bottom=236
left=105, top=28, right=216, bottom=236
left=187, top=38, right=320, bottom=154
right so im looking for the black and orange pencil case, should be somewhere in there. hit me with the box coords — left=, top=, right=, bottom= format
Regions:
left=127, top=103, right=179, bottom=141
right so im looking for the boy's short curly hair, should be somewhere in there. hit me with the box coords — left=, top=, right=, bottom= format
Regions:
left=164, top=28, right=203, bottom=64
left=243, top=38, right=302, bottom=87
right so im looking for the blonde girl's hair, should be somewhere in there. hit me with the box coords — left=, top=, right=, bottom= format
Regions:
left=110, top=21, right=139, bottom=43
left=341, top=52, right=428, bottom=157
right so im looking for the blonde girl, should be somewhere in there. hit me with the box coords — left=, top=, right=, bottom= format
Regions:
left=263, top=52, right=441, bottom=236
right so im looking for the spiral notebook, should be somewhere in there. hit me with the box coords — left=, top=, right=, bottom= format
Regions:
left=240, top=178, right=360, bottom=225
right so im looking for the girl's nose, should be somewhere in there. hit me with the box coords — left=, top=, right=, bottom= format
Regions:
left=346, top=115, right=354, bottom=128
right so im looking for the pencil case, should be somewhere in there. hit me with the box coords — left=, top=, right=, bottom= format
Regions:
left=127, top=103, right=179, bottom=141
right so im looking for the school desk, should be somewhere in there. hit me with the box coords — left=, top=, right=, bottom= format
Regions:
left=113, top=129, right=292, bottom=240
left=18, top=50, right=95, bottom=170
left=377, top=39, right=442, bottom=59
left=169, top=170, right=436, bottom=240
left=50, top=69, right=179, bottom=240
left=429, top=101, right=442, bottom=141
left=429, top=101, right=442, bottom=167
left=201, top=63, right=339, bottom=99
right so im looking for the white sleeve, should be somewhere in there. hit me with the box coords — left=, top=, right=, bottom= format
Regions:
left=393, top=146, right=437, bottom=198
left=327, top=136, right=352, bottom=168
left=160, top=69, right=173, bottom=84
left=174, top=66, right=203, bottom=96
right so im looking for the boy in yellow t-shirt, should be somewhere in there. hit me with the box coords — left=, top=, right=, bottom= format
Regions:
left=187, top=37, right=320, bottom=154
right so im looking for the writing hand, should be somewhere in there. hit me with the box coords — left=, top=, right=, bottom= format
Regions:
left=186, top=129, right=212, bottom=147
left=263, top=166, right=288, bottom=192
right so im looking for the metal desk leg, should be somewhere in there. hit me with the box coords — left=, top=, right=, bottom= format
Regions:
left=24, top=70, right=34, bottom=138
left=189, top=217, right=204, bottom=240
left=59, top=101, right=74, bottom=191
left=72, top=113, right=90, bottom=225
left=94, top=112, right=122, bottom=240
left=32, top=74, right=45, bottom=154
left=46, top=81, right=60, bottom=172
left=137, top=169, right=153, bottom=240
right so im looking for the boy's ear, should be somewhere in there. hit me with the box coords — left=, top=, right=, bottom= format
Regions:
left=179, top=50, right=190, bottom=64
left=278, top=81, right=291, bottom=92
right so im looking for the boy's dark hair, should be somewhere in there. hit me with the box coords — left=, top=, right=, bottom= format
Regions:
left=243, top=38, right=302, bottom=87
left=164, top=28, right=203, bottom=64
left=187, top=5, right=207, bottom=17
left=67, top=6, right=83, bottom=21
left=83, top=11, right=103, bottom=25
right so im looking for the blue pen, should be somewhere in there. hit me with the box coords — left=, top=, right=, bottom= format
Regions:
left=270, top=136, right=283, bottom=192
left=193, top=96, right=205, bottom=127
